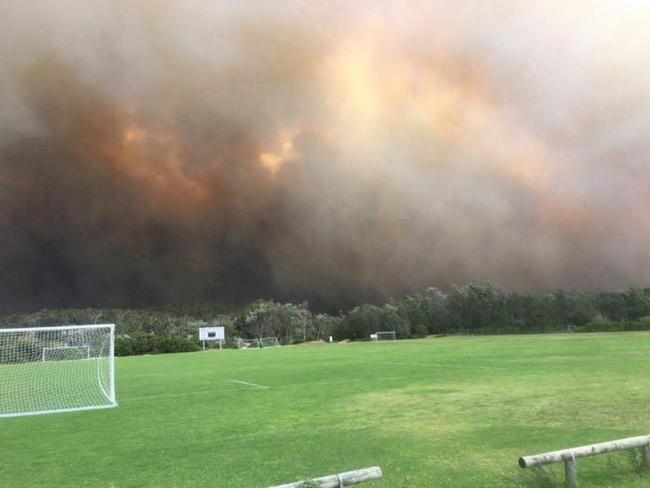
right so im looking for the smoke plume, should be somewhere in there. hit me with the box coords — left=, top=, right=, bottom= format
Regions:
left=1, top=1, right=650, bottom=310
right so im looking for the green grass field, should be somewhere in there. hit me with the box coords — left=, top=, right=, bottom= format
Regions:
left=2, top=332, right=650, bottom=487
left=1, top=360, right=113, bottom=415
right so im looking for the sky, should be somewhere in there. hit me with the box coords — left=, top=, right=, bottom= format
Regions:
left=1, top=1, right=649, bottom=311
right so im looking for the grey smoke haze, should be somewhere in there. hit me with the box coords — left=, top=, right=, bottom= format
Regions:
left=1, top=1, right=649, bottom=311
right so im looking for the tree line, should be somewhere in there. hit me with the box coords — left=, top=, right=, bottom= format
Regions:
left=1, top=284, right=650, bottom=356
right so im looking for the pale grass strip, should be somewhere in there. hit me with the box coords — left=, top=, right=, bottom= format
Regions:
left=230, top=380, right=269, bottom=389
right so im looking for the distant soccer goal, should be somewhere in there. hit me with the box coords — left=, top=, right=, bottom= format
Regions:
left=373, top=331, right=396, bottom=342
left=237, top=338, right=261, bottom=349
left=259, top=337, right=280, bottom=348
left=0, top=324, right=117, bottom=418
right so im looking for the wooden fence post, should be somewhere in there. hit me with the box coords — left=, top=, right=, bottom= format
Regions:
left=267, top=466, right=382, bottom=488
left=642, top=443, right=650, bottom=468
left=519, top=434, right=650, bottom=487
left=564, top=454, right=577, bottom=487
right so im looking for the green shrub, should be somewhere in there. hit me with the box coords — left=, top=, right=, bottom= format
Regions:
left=413, top=323, right=429, bottom=337
left=577, top=320, right=624, bottom=332
left=625, top=316, right=650, bottom=331
left=0, top=339, right=40, bottom=363
left=115, top=332, right=200, bottom=356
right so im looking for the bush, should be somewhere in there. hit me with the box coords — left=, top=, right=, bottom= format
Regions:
left=6, top=284, right=650, bottom=357
left=0, top=338, right=40, bottom=363
left=578, top=320, right=624, bottom=333
left=413, top=323, right=429, bottom=337
left=625, top=316, right=650, bottom=331
left=338, top=304, right=382, bottom=340
left=577, top=317, right=650, bottom=333
left=115, top=332, right=200, bottom=356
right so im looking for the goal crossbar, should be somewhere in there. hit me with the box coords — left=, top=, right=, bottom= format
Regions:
left=0, top=324, right=115, bottom=333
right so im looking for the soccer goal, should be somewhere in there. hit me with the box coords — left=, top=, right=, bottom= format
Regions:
left=373, top=331, right=396, bottom=341
left=259, top=337, right=280, bottom=348
left=0, top=324, right=117, bottom=418
left=237, top=338, right=261, bottom=349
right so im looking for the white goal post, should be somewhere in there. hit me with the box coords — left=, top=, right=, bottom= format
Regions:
left=0, top=324, right=117, bottom=418
left=373, top=331, right=396, bottom=341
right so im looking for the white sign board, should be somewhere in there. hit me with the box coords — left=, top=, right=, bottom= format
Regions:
left=199, top=327, right=225, bottom=341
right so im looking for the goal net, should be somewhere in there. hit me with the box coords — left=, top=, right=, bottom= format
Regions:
left=237, top=338, right=261, bottom=349
left=0, top=324, right=117, bottom=418
left=42, top=345, right=91, bottom=362
left=374, top=331, right=396, bottom=341
left=259, top=337, right=280, bottom=348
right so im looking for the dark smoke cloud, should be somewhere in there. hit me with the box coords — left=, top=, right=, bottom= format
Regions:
left=1, top=1, right=650, bottom=311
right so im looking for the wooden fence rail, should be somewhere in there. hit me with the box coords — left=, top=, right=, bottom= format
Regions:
left=267, top=466, right=382, bottom=488
left=519, top=435, right=650, bottom=487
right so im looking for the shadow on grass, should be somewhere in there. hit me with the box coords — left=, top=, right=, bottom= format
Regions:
left=514, top=466, right=560, bottom=488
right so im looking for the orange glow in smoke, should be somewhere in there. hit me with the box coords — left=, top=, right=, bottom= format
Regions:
left=122, top=127, right=148, bottom=144
left=322, top=37, right=558, bottom=206
left=259, top=131, right=296, bottom=176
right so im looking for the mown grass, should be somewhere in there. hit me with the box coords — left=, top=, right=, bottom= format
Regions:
left=2, top=332, right=650, bottom=487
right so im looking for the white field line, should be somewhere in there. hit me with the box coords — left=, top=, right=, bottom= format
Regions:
left=119, top=371, right=456, bottom=403
left=263, top=372, right=441, bottom=390
left=119, top=372, right=422, bottom=402
left=121, top=387, right=246, bottom=402
left=230, top=380, right=269, bottom=389
left=349, top=359, right=510, bottom=371
left=121, top=380, right=268, bottom=402
left=121, top=365, right=527, bottom=403
left=119, top=358, right=514, bottom=402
